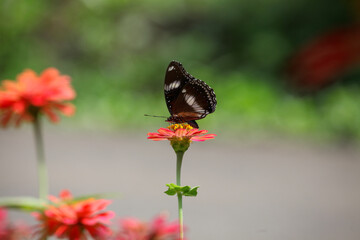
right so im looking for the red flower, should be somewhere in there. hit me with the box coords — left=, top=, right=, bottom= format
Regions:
left=148, top=124, right=216, bottom=142
left=113, top=214, right=182, bottom=240
left=33, top=190, right=114, bottom=240
left=287, top=26, right=360, bottom=93
left=0, top=208, right=31, bottom=239
left=0, top=68, right=76, bottom=127
left=0, top=208, right=6, bottom=237
left=113, top=217, right=147, bottom=240
left=148, top=124, right=216, bottom=152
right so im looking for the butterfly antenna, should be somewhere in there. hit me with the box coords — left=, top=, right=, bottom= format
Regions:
left=144, top=114, right=167, bottom=119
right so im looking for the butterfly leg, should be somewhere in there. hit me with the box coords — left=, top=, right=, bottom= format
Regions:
left=187, top=120, right=199, bottom=128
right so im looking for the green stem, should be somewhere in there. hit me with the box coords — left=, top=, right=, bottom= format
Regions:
left=33, top=114, right=48, bottom=200
left=176, top=151, right=184, bottom=240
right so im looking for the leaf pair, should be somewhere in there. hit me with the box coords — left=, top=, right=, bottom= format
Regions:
left=164, top=183, right=199, bottom=197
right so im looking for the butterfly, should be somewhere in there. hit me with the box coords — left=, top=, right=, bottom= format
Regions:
left=164, top=60, right=217, bottom=128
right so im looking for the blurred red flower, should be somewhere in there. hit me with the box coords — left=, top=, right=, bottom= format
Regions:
left=33, top=190, right=114, bottom=240
left=147, top=124, right=216, bottom=142
left=287, top=26, right=360, bottom=93
left=0, top=208, right=31, bottom=240
left=113, top=214, right=181, bottom=240
left=0, top=68, right=76, bottom=127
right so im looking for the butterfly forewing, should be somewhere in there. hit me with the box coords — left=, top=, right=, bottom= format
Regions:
left=164, top=60, right=217, bottom=127
left=164, top=61, right=190, bottom=115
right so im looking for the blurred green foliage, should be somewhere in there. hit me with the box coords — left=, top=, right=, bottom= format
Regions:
left=1, top=0, right=359, bottom=141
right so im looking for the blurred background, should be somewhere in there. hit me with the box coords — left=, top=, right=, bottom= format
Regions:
left=2, top=0, right=360, bottom=239
left=1, top=0, right=360, bottom=140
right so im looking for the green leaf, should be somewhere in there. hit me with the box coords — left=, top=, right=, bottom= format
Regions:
left=181, top=186, right=191, bottom=193
left=164, top=183, right=177, bottom=196
left=164, top=189, right=177, bottom=196
left=164, top=184, right=199, bottom=197
left=184, top=186, right=199, bottom=197
left=0, top=197, right=47, bottom=211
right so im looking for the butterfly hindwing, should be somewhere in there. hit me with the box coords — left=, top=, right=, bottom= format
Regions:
left=171, top=78, right=216, bottom=119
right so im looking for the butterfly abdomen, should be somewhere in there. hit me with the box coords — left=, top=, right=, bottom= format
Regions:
left=166, top=112, right=207, bottom=123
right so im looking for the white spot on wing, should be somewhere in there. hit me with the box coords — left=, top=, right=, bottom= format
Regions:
left=168, top=66, right=175, bottom=71
left=185, top=94, right=196, bottom=106
left=168, top=80, right=181, bottom=90
left=173, top=81, right=181, bottom=89
left=182, top=89, right=186, bottom=93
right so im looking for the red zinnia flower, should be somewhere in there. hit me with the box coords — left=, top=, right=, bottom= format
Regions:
left=147, top=123, right=216, bottom=152
left=33, top=190, right=114, bottom=240
left=0, top=68, right=76, bottom=127
left=113, top=214, right=181, bottom=240
left=147, top=124, right=216, bottom=141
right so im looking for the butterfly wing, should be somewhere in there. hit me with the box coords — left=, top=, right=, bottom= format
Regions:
left=171, top=78, right=217, bottom=121
left=164, top=60, right=217, bottom=127
left=164, top=61, right=191, bottom=115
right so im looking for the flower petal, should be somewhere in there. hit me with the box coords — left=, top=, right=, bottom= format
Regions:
left=17, top=69, right=38, bottom=86
left=1, top=111, right=12, bottom=127
left=157, top=128, right=175, bottom=137
left=187, top=128, right=208, bottom=136
left=42, top=108, right=60, bottom=123
left=82, top=211, right=115, bottom=225
left=54, top=225, right=68, bottom=237
left=12, top=101, right=26, bottom=114
left=147, top=136, right=169, bottom=141
left=191, top=134, right=217, bottom=141
left=175, top=128, right=187, bottom=138
left=59, top=190, right=73, bottom=200
left=55, top=103, right=76, bottom=116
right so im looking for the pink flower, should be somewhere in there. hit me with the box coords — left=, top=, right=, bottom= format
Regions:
left=0, top=68, right=76, bottom=127
left=33, top=190, right=114, bottom=240
left=114, top=218, right=147, bottom=240
left=0, top=208, right=6, bottom=237
left=148, top=215, right=181, bottom=239
left=113, top=214, right=182, bottom=240
left=0, top=208, right=31, bottom=240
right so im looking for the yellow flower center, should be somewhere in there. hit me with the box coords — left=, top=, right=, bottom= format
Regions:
left=166, top=123, right=193, bottom=153
left=168, top=123, right=193, bottom=131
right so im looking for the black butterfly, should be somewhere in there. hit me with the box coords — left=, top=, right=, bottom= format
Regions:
left=164, top=60, right=217, bottom=128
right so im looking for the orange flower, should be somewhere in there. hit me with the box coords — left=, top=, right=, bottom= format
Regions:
left=147, top=124, right=216, bottom=152
left=33, top=190, right=114, bottom=240
left=0, top=68, right=76, bottom=127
